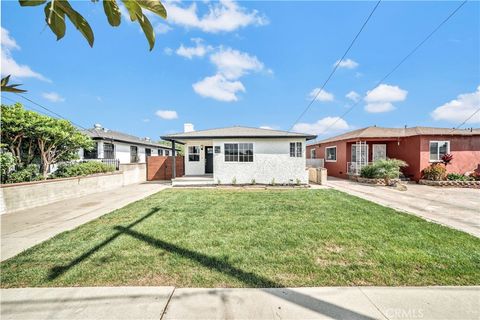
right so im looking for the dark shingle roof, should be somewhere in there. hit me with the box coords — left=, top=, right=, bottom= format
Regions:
left=161, top=126, right=317, bottom=141
left=82, top=128, right=172, bottom=149
left=311, top=126, right=480, bottom=145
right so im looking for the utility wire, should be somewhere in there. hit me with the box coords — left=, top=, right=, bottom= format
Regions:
left=289, top=0, right=382, bottom=131
left=312, top=0, right=468, bottom=141
left=447, top=107, right=480, bottom=134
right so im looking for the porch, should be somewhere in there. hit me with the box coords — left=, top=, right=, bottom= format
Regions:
left=172, top=174, right=215, bottom=187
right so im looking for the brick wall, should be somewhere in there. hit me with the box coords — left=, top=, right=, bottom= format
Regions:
left=147, top=156, right=184, bottom=181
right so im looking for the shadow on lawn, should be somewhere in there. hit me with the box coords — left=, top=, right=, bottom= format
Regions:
left=48, top=208, right=377, bottom=320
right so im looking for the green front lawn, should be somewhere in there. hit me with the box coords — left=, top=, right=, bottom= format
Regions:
left=1, top=189, right=479, bottom=288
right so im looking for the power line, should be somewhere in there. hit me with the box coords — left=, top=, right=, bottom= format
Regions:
left=312, top=0, right=468, bottom=141
left=447, top=107, right=480, bottom=133
left=288, top=0, right=382, bottom=131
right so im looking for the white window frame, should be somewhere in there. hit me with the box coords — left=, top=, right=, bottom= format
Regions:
left=310, top=148, right=316, bottom=159
left=290, top=142, right=303, bottom=158
left=188, top=145, right=200, bottom=162
left=158, top=149, right=164, bottom=156
left=224, top=142, right=254, bottom=163
left=429, top=141, right=450, bottom=162
left=325, top=146, right=337, bottom=162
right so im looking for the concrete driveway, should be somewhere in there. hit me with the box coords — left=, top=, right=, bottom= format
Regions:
left=1, top=182, right=170, bottom=261
left=326, top=177, right=479, bottom=237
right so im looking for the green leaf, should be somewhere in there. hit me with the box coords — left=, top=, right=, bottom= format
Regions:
left=1, top=76, right=27, bottom=93
left=56, top=1, right=94, bottom=47
left=136, top=12, right=155, bottom=51
left=137, top=0, right=166, bottom=19
left=44, top=1, right=66, bottom=40
left=19, top=0, right=46, bottom=7
left=103, top=0, right=121, bottom=27
left=1, top=75, right=10, bottom=87
left=122, top=0, right=142, bottom=22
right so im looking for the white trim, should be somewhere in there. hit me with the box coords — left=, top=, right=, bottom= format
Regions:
left=188, top=145, right=201, bottom=162
left=429, top=140, right=450, bottom=162
left=223, top=142, right=255, bottom=163
left=325, top=146, right=337, bottom=162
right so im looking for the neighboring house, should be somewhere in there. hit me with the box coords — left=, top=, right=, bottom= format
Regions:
left=161, top=124, right=316, bottom=184
left=306, top=126, right=480, bottom=181
left=80, top=124, right=175, bottom=164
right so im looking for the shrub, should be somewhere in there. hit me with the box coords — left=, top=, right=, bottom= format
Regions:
left=1, top=151, right=16, bottom=183
left=360, top=158, right=407, bottom=185
left=447, top=173, right=473, bottom=181
left=422, top=163, right=446, bottom=181
left=53, top=161, right=115, bottom=178
left=7, top=164, right=41, bottom=183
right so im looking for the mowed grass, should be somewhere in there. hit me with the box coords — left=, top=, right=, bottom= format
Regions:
left=1, top=189, right=479, bottom=288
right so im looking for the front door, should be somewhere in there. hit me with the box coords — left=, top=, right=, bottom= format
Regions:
left=205, top=146, right=213, bottom=174
left=372, top=144, right=387, bottom=162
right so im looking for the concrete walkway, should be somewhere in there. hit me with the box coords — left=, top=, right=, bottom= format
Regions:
left=1, top=286, right=478, bottom=320
left=1, top=182, right=170, bottom=261
left=326, top=177, right=480, bottom=237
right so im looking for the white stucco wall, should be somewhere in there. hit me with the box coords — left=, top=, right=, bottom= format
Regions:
left=183, top=138, right=308, bottom=184
left=79, top=140, right=156, bottom=164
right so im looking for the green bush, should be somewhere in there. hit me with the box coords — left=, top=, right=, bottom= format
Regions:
left=422, top=163, right=447, bottom=181
left=53, top=161, right=115, bottom=178
left=447, top=173, right=473, bottom=181
left=360, top=159, right=407, bottom=185
left=7, top=164, right=41, bottom=183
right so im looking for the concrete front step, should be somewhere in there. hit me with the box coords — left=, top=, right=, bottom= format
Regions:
left=172, top=175, right=215, bottom=187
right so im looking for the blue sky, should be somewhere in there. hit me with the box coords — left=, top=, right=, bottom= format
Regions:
left=1, top=0, right=479, bottom=140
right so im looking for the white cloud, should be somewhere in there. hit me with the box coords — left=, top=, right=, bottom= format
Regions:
left=335, top=58, right=359, bottom=69
left=193, top=74, right=245, bottom=102
left=365, top=102, right=395, bottom=113
left=155, top=110, right=179, bottom=120
left=1, top=27, right=50, bottom=82
left=364, top=84, right=407, bottom=113
left=164, top=47, right=174, bottom=55
left=142, top=118, right=151, bottom=123
left=165, top=0, right=267, bottom=33
left=154, top=23, right=173, bottom=34
left=431, top=86, right=480, bottom=124
left=346, top=90, right=360, bottom=102
left=42, top=92, right=65, bottom=103
left=210, top=47, right=264, bottom=79
left=176, top=38, right=213, bottom=59
left=293, top=116, right=350, bottom=135
left=308, top=88, right=334, bottom=102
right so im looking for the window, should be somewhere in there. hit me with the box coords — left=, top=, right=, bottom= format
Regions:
left=188, top=146, right=200, bottom=161
left=158, top=149, right=164, bottom=156
left=84, top=142, right=98, bottom=159
left=326, top=146, right=337, bottom=162
left=430, top=141, right=450, bottom=161
left=145, top=148, right=152, bottom=157
left=225, top=143, right=253, bottom=162
left=310, top=149, right=316, bottom=159
left=103, top=143, right=114, bottom=159
left=165, top=150, right=170, bottom=156
left=290, top=142, right=303, bottom=157
left=130, top=146, right=138, bottom=163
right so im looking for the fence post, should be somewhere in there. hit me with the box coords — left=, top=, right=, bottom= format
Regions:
left=172, top=141, right=176, bottom=179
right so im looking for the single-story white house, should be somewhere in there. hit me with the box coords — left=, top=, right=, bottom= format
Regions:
left=161, top=124, right=316, bottom=185
left=80, top=124, right=176, bottom=164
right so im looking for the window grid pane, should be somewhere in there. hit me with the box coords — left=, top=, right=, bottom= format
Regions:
left=296, top=142, right=302, bottom=157
left=430, top=142, right=438, bottom=161
left=188, top=146, right=200, bottom=161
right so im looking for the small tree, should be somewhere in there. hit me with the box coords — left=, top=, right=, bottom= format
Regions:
left=366, top=159, right=408, bottom=186
left=33, top=116, right=93, bottom=178
left=441, top=153, right=453, bottom=166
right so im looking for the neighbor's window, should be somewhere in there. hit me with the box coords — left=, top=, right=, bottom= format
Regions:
left=103, top=143, right=114, bottom=159
left=84, top=142, right=98, bottom=159
left=310, top=149, right=316, bottom=159
left=145, top=148, right=152, bottom=157
left=325, top=146, right=337, bottom=162
left=290, top=142, right=303, bottom=157
left=158, top=149, right=163, bottom=156
left=225, top=143, right=253, bottom=162
left=188, top=146, right=200, bottom=161
left=165, top=150, right=170, bottom=156
left=429, top=141, right=450, bottom=161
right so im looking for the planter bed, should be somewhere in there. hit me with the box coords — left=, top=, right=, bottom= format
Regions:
left=419, top=179, right=480, bottom=188
left=349, top=175, right=400, bottom=185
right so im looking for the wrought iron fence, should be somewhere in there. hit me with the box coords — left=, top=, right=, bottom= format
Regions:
left=83, top=158, right=120, bottom=170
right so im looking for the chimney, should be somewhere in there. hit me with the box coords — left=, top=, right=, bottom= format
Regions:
left=94, top=123, right=102, bottom=130
left=184, top=123, right=194, bottom=133
left=144, top=137, right=151, bottom=141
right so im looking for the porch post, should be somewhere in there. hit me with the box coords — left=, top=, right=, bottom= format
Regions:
left=172, top=140, right=176, bottom=178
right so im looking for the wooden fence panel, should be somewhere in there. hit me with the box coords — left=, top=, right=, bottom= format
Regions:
left=147, top=156, right=184, bottom=181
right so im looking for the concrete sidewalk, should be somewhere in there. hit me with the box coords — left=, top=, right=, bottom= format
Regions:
left=1, top=182, right=169, bottom=261
left=326, top=177, right=480, bottom=237
left=1, top=286, right=478, bottom=320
